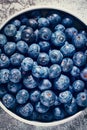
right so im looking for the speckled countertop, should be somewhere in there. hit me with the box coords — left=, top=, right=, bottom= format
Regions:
left=0, top=0, right=87, bottom=130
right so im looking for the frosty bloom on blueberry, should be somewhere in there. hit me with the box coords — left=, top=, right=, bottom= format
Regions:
left=0, top=9, right=87, bottom=123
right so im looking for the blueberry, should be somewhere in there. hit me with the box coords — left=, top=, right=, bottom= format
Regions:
left=2, top=94, right=16, bottom=109
left=49, top=64, right=61, bottom=79
left=54, top=24, right=65, bottom=32
left=30, top=90, right=41, bottom=102
left=59, top=91, right=73, bottom=104
left=60, top=41, right=75, bottom=57
left=76, top=92, right=87, bottom=107
left=17, top=41, right=28, bottom=54
left=73, top=52, right=86, bottom=67
left=29, top=111, right=39, bottom=121
left=38, top=79, right=52, bottom=91
left=39, top=27, right=52, bottom=41
left=21, top=57, right=33, bottom=72
left=53, top=107, right=65, bottom=120
left=12, top=19, right=21, bottom=28
left=49, top=50, right=63, bottom=64
left=39, top=111, right=53, bottom=122
left=23, top=75, right=37, bottom=89
left=61, top=58, right=73, bottom=72
left=4, top=24, right=17, bottom=37
left=37, top=53, right=49, bottom=66
left=54, top=74, right=70, bottom=91
left=28, top=44, right=40, bottom=59
left=72, top=80, right=85, bottom=92
left=9, top=69, right=21, bottom=83
left=65, top=27, right=78, bottom=39
left=69, top=85, right=74, bottom=94
left=38, top=17, right=50, bottom=27
left=10, top=53, right=24, bottom=66
left=32, top=65, right=49, bottom=78
left=0, top=53, right=10, bottom=68
left=39, top=41, right=50, bottom=52
left=40, top=90, right=56, bottom=107
left=54, top=96, right=61, bottom=106
left=0, top=86, right=7, bottom=98
left=72, top=33, right=87, bottom=48
left=7, top=82, right=22, bottom=94
left=34, top=29, right=39, bottom=42
left=71, top=66, right=80, bottom=77
left=14, top=31, right=22, bottom=42
left=21, top=17, right=28, bottom=25
left=4, top=42, right=16, bottom=55
left=0, top=34, right=7, bottom=47
left=80, top=68, right=87, bottom=81
left=19, top=25, right=26, bottom=32
left=47, top=13, right=61, bottom=26
left=64, top=98, right=78, bottom=115
left=27, top=19, right=38, bottom=29
left=17, top=103, right=33, bottom=117
left=0, top=69, right=9, bottom=83
left=62, top=17, right=73, bottom=27
left=35, top=102, right=49, bottom=113
left=16, top=89, right=29, bottom=104
left=21, top=27, right=35, bottom=43
left=51, top=31, right=66, bottom=47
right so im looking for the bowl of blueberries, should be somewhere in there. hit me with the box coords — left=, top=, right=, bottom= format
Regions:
left=0, top=6, right=87, bottom=126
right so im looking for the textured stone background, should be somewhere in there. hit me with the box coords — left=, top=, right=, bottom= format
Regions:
left=0, top=0, right=87, bottom=130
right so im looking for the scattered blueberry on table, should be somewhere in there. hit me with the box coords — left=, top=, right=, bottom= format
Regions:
left=0, top=9, right=87, bottom=123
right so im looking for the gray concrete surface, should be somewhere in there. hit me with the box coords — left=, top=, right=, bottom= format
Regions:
left=0, top=0, right=87, bottom=130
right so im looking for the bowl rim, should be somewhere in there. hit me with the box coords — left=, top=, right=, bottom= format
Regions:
left=0, top=5, right=86, bottom=127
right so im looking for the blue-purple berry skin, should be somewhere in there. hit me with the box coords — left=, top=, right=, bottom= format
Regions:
left=14, top=31, right=22, bottom=42
left=60, top=41, right=75, bottom=57
left=35, top=102, right=49, bottom=113
left=4, top=24, right=17, bottom=37
left=17, top=103, right=33, bottom=118
left=39, top=27, right=52, bottom=41
left=54, top=74, right=70, bottom=91
left=0, top=69, right=9, bottom=84
left=73, top=52, right=86, bottom=67
left=80, top=68, right=87, bottom=81
left=71, top=66, right=80, bottom=77
left=0, top=34, right=7, bottom=47
left=64, top=98, right=78, bottom=115
left=53, top=107, right=65, bottom=120
left=37, top=53, right=49, bottom=66
left=62, top=17, right=73, bottom=27
left=40, top=90, right=56, bottom=107
left=51, top=31, right=66, bottom=47
left=49, top=64, right=61, bottom=79
left=38, top=79, right=52, bottom=91
left=76, top=92, right=87, bottom=107
left=49, top=50, right=63, bottom=64
left=10, top=53, right=24, bottom=66
left=38, top=17, right=50, bottom=27
left=21, top=57, right=33, bottom=71
left=61, top=58, right=73, bottom=72
left=17, top=41, right=28, bottom=54
left=59, top=91, right=73, bottom=104
left=28, top=44, right=40, bottom=59
left=0, top=53, right=10, bottom=68
left=16, top=89, right=29, bottom=104
left=7, top=82, right=22, bottom=94
left=0, top=86, right=7, bottom=98
left=2, top=93, right=16, bottom=109
left=4, top=42, right=16, bottom=55
left=72, top=33, right=87, bottom=48
left=72, top=80, right=85, bottom=92
left=54, top=24, right=65, bottom=32
left=9, top=69, right=21, bottom=83
left=23, top=75, right=37, bottom=89
left=30, top=90, right=41, bottom=102
left=65, top=27, right=78, bottom=39
left=39, top=41, right=50, bottom=52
